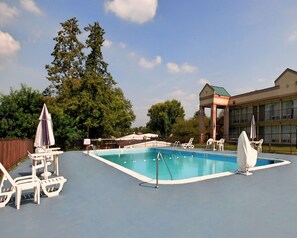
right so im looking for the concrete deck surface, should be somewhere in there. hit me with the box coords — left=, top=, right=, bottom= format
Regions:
left=1, top=150, right=297, bottom=238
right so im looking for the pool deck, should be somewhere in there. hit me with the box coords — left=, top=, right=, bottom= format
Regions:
left=1, top=149, right=297, bottom=238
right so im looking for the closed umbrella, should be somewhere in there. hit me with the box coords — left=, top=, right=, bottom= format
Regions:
left=34, top=104, right=55, bottom=148
left=250, top=114, right=256, bottom=141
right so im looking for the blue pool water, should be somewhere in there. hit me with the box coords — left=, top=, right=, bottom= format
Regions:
left=94, top=148, right=280, bottom=181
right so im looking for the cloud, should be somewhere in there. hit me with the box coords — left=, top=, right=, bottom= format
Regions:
left=0, top=3, right=19, bottom=26
left=0, top=31, right=21, bottom=56
left=139, top=55, right=161, bottom=69
left=167, top=62, right=180, bottom=74
left=257, top=78, right=265, bottom=82
left=181, top=63, right=197, bottom=73
left=105, top=0, right=158, bottom=24
left=103, top=39, right=112, bottom=48
left=119, top=42, right=126, bottom=48
left=169, top=89, right=198, bottom=117
left=288, top=31, right=297, bottom=42
left=198, top=78, right=210, bottom=85
left=167, top=62, right=197, bottom=74
left=20, top=0, right=42, bottom=15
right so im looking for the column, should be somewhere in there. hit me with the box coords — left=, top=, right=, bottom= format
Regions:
left=211, top=104, right=217, bottom=140
left=223, top=106, right=229, bottom=141
left=199, top=106, right=205, bottom=143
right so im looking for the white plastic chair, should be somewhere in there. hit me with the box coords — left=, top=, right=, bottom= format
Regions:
left=255, top=139, right=263, bottom=153
left=217, top=138, right=225, bottom=151
left=0, top=163, right=40, bottom=210
left=206, top=138, right=214, bottom=150
left=182, top=138, right=194, bottom=149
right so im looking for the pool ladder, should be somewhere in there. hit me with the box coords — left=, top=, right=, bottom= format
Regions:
left=155, top=152, right=173, bottom=188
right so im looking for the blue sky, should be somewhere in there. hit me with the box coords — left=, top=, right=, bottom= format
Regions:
left=1, top=0, right=297, bottom=126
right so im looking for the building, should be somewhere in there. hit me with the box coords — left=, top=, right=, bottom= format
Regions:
left=199, top=68, right=297, bottom=145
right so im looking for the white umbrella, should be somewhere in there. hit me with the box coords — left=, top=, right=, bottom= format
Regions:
left=250, top=114, right=256, bottom=141
left=34, top=104, right=55, bottom=148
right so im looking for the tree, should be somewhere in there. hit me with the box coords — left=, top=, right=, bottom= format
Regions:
left=0, top=85, right=43, bottom=138
left=171, top=118, right=199, bottom=143
left=45, top=17, right=85, bottom=96
left=71, top=21, right=135, bottom=138
left=45, top=19, right=135, bottom=139
left=146, top=100, right=185, bottom=137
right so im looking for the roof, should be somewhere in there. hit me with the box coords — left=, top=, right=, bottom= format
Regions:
left=209, top=85, right=231, bottom=97
left=274, top=68, right=297, bottom=84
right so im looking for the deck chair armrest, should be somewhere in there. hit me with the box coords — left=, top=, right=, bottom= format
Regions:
left=14, top=176, right=40, bottom=184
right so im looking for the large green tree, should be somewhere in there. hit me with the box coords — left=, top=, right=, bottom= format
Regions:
left=45, top=17, right=85, bottom=97
left=0, top=85, right=43, bottom=138
left=45, top=19, right=135, bottom=139
left=146, top=99, right=185, bottom=137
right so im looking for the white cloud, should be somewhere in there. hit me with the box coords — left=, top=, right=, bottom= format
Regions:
left=103, top=39, right=112, bottom=48
left=257, top=78, right=266, bottom=82
left=105, top=0, right=158, bottom=24
left=167, top=62, right=180, bottom=74
left=181, top=63, right=197, bottom=73
left=139, top=55, right=161, bottom=69
left=20, top=0, right=42, bottom=15
left=198, top=78, right=209, bottom=85
left=288, top=31, right=297, bottom=42
left=0, top=31, right=21, bottom=56
left=169, top=89, right=198, bottom=118
left=0, top=3, right=19, bottom=26
left=119, top=42, right=126, bottom=48
left=129, top=51, right=136, bottom=57
left=167, top=62, right=197, bottom=74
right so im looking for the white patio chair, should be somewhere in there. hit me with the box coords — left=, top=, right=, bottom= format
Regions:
left=0, top=162, right=40, bottom=210
left=0, top=168, right=15, bottom=208
left=217, top=138, right=225, bottom=151
left=182, top=138, right=194, bottom=149
left=206, top=138, right=214, bottom=150
left=255, top=139, right=263, bottom=153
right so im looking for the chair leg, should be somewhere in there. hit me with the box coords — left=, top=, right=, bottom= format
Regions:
left=15, top=187, right=22, bottom=210
left=34, top=185, right=40, bottom=204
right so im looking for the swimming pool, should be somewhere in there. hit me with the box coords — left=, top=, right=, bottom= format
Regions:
left=89, top=148, right=290, bottom=184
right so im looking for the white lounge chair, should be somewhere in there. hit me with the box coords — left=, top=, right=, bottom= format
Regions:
left=40, top=176, right=67, bottom=197
left=237, top=131, right=257, bottom=175
left=182, top=138, right=194, bottom=149
left=0, top=162, right=40, bottom=209
left=28, top=152, right=67, bottom=197
left=206, top=138, right=214, bottom=150
left=0, top=167, right=15, bottom=208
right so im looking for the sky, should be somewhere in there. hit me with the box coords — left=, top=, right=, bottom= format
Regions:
left=1, top=0, right=297, bottom=127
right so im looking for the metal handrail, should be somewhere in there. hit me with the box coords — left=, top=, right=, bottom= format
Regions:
left=155, top=152, right=173, bottom=188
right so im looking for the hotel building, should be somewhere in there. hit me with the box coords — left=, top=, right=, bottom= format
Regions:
left=199, top=68, right=297, bottom=145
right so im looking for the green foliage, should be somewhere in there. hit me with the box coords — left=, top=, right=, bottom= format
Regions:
left=171, top=118, right=199, bottom=143
left=45, top=17, right=85, bottom=96
left=0, top=85, right=43, bottom=138
left=45, top=19, right=135, bottom=139
left=0, top=18, right=136, bottom=148
left=146, top=99, right=185, bottom=137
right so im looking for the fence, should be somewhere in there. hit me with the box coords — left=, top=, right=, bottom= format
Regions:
left=0, top=139, right=33, bottom=169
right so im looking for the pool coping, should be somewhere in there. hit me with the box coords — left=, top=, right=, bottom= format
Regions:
left=85, top=148, right=291, bottom=185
